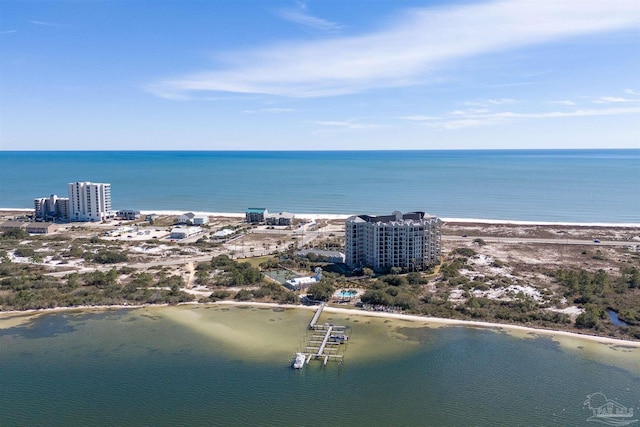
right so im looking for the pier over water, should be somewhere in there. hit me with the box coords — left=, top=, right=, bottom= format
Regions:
left=292, top=305, right=349, bottom=368
left=309, top=303, right=324, bottom=329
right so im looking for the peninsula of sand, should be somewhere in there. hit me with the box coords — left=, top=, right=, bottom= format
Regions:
left=1, top=209, right=639, bottom=346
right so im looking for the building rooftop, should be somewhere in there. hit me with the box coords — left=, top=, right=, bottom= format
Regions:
left=348, top=211, right=437, bottom=224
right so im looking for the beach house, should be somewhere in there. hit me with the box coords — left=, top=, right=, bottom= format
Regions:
left=246, top=208, right=268, bottom=223
left=265, top=211, right=294, bottom=226
left=177, top=212, right=209, bottom=225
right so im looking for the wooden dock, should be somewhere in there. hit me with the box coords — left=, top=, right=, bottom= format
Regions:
left=293, top=305, right=349, bottom=368
left=308, top=303, right=324, bottom=329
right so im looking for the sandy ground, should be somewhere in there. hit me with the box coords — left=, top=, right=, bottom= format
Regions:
left=2, top=209, right=639, bottom=344
left=1, top=300, right=638, bottom=347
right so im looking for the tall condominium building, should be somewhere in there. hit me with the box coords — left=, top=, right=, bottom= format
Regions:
left=34, top=194, right=69, bottom=221
left=345, top=211, right=442, bottom=273
left=68, top=182, right=112, bottom=222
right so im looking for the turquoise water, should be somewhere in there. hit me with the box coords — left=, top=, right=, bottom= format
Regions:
left=1, top=306, right=638, bottom=426
left=1, top=150, right=639, bottom=222
left=337, top=290, right=357, bottom=297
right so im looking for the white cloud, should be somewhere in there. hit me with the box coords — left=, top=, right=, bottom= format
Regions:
left=415, top=107, right=640, bottom=130
left=552, top=100, right=576, bottom=106
left=592, top=96, right=640, bottom=104
left=463, top=98, right=517, bottom=107
left=313, top=120, right=384, bottom=131
left=399, top=115, right=439, bottom=121
left=0, top=30, right=18, bottom=34
left=147, top=0, right=640, bottom=99
left=243, top=108, right=295, bottom=114
left=278, top=4, right=343, bottom=32
left=30, top=20, right=57, bottom=26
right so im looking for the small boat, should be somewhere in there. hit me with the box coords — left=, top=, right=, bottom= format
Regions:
left=330, top=334, right=349, bottom=342
left=292, top=352, right=306, bottom=369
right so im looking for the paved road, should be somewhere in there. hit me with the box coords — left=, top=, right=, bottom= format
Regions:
left=44, top=234, right=637, bottom=278
left=443, top=235, right=637, bottom=247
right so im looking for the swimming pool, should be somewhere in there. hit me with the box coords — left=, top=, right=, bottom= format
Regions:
left=336, top=290, right=357, bottom=298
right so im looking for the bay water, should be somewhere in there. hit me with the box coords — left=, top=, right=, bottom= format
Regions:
left=1, top=305, right=638, bottom=426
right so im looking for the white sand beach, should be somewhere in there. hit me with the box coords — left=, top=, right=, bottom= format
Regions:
left=136, top=210, right=640, bottom=227
left=3, top=207, right=639, bottom=226
left=2, top=300, right=638, bottom=348
left=213, top=301, right=640, bottom=347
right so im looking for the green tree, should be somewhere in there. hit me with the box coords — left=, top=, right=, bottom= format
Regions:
left=234, top=289, right=253, bottom=301
left=390, top=267, right=402, bottom=275
left=195, top=269, right=210, bottom=285
left=2, top=228, right=29, bottom=239
left=14, top=248, right=35, bottom=258
left=406, top=272, right=425, bottom=285
left=66, top=273, right=79, bottom=289
left=383, top=275, right=407, bottom=287
left=575, top=305, right=602, bottom=329
left=307, top=281, right=335, bottom=301
left=130, top=272, right=154, bottom=288
left=209, top=290, right=231, bottom=301
left=361, top=289, right=392, bottom=306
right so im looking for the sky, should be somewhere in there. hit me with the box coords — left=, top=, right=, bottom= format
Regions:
left=1, top=0, right=639, bottom=150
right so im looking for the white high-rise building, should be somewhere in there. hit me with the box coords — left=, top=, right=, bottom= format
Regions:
left=68, top=182, right=112, bottom=222
left=345, top=211, right=442, bottom=273
left=34, top=194, right=69, bottom=221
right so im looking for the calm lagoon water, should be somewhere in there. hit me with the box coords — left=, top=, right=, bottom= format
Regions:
left=1, top=305, right=638, bottom=426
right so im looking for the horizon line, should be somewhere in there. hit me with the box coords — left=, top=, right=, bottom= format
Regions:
left=1, top=148, right=639, bottom=153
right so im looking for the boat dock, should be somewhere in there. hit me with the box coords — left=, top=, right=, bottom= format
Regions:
left=292, top=305, right=349, bottom=368
left=308, top=303, right=324, bottom=329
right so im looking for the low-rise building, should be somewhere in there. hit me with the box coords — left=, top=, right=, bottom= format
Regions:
left=177, top=212, right=209, bottom=225
left=213, top=229, right=234, bottom=239
left=246, top=208, right=268, bottom=223
left=0, top=221, right=28, bottom=232
left=296, top=249, right=345, bottom=264
left=265, top=212, right=295, bottom=226
left=192, top=215, right=209, bottom=225
left=285, top=276, right=318, bottom=291
left=26, top=223, right=59, bottom=234
left=170, top=226, right=202, bottom=239
left=117, top=210, right=141, bottom=220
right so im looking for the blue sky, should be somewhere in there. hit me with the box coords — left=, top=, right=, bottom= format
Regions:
left=1, top=0, right=639, bottom=150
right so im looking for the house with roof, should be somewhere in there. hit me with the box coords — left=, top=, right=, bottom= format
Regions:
left=116, top=210, right=140, bottom=220
left=26, top=223, right=59, bottom=234
left=265, top=211, right=295, bottom=226
left=0, top=221, right=28, bottom=232
left=213, top=229, right=234, bottom=239
left=170, top=226, right=202, bottom=239
left=246, top=208, right=268, bottom=223
left=177, top=212, right=209, bottom=225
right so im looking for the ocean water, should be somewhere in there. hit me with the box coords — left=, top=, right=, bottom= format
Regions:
left=0, top=150, right=639, bottom=222
left=1, top=305, right=638, bottom=426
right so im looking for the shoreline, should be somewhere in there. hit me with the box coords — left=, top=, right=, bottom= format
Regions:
left=1, top=208, right=639, bottom=227
left=2, top=300, right=638, bottom=348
